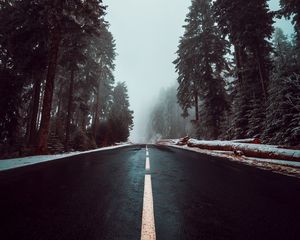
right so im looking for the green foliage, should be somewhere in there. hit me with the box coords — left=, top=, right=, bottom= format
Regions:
left=262, top=29, right=300, bottom=145
left=174, top=0, right=229, bottom=139
left=173, top=1, right=299, bottom=146
left=94, top=120, right=110, bottom=146
left=213, top=0, right=274, bottom=140
left=280, top=0, right=300, bottom=51
left=72, top=129, right=97, bottom=151
left=200, top=77, right=229, bottom=139
left=263, top=73, right=300, bottom=145
left=107, top=82, right=134, bottom=143
left=0, top=0, right=131, bottom=157
left=0, top=70, right=23, bottom=146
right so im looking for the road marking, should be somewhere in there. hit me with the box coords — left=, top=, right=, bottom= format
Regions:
left=141, top=175, right=156, bottom=240
left=146, top=156, right=150, bottom=170
left=146, top=145, right=149, bottom=157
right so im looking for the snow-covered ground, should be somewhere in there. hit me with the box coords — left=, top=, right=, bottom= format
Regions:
left=0, top=144, right=131, bottom=171
left=160, top=139, right=300, bottom=178
left=188, top=139, right=300, bottom=161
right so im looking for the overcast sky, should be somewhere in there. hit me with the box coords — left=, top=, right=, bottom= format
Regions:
left=104, top=0, right=294, bottom=143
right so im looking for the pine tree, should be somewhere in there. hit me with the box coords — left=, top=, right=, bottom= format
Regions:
left=174, top=0, right=229, bottom=139
left=263, top=73, right=300, bottom=146
left=36, top=0, right=63, bottom=154
left=214, top=0, right=274, bottom=139
left=0, top=0, right=49, bottom=150
left=262, top=28, right=300, bottom=146
left=280, top=0, right=300, bottom=62
left=59, top=17, right=88, bottom=151
left=107, top=82, right=133, bottom=144
left=36, top=0, right=106, bottom=154
left=201, top=77, right=229, bottom=139
left=0, top=70, right=23, bottom=150
left=90, top=23, right=116, bottom=138
left=174, top=3, right=201, bottom=120
left=0, top=0, right=120, bottom=157
left=49, top=18, right=115, bottom=151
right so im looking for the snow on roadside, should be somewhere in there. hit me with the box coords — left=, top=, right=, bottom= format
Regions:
left=162, top=141, right=300, bottom=178
left=245, top=157, right=300, bottom=168
left=0, top=144, right=131, bottom=171
left=188, top=139, right=300, bottom=161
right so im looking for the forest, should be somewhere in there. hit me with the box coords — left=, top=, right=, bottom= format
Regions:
left=0, top=0, right=299, bottom=160
left=147, top=0, right=300, bottom=147
left=0, top=0, right=133, bottom=158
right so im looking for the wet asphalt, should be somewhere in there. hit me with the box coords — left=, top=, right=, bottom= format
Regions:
left=0, top=144, right=300, bottom=240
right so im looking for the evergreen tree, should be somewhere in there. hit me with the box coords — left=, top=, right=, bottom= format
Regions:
left=200, top=77, right=229, bottom=139
left=174, top=0, right=229, bottom=139
left=0, top=0, right=48, bottom=150
left=106, top=82, right=134, bottom=144
left=35, top=0, right=64, bottom=154
left=50, top=19, right=116, bottom=151
left=280, top=0, right=300, bottom=61
left=36, top=0, right=106, bottom=154
left=0, top=0, right=122, bottom=157
left=214, top=0, right=274, bottom=139
left=272, top=28, right=294, bottom=69
left=0, top=70, right=23, bottom=151
left=262, top=28, right=300, bottom=146
left=59, top=18, right=87, bottom=151
left=263, top=73, right=300, bottom=146
left=90, top=23, right=116, bottom=137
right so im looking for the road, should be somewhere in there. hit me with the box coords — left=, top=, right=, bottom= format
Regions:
left=0, top=145, right=300, bottom=240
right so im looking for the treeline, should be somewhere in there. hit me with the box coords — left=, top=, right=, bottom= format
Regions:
left=0, top=0, right=133, bottom=158
left=146, top=86, right=193, bottom=141
left=173, top=0, right=300, bottom=146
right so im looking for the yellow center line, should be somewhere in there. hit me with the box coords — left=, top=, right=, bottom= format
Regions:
left=146, top=156, right=150, bottom=170
left=141, top=174, right=156, bottom=240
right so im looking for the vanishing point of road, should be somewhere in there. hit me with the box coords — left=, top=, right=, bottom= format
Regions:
left=1, top=145, right=300, bottom=240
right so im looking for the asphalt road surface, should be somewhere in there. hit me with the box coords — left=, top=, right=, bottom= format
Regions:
left=1, top=145, right=300, bottom=240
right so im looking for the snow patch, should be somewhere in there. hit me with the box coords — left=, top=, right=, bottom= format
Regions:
left=0, top=144, right=131, bottom=171
left=161, top=139, right=300, bottom=178
left=187, top=139, right=300, bottom=161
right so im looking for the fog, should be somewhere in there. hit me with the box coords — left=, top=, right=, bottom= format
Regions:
left=104, top=0, right=294, bottom=143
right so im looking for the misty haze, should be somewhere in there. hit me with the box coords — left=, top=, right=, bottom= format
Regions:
left=0, top=0, right=300, bottom=240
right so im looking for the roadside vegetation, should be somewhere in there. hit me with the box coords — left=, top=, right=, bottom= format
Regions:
left=147, top=0, right=300, bottom=147
left=0, top=1, right=133, bottom=158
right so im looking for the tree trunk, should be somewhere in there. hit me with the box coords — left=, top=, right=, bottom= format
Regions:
left=234, top=43, right=243, bottom=85
left=28, top=75, right=42, bottom=146
left=194, top=91, right=199, bottom=121
left=93, top=80, right=101, bottom=138
left=54, top=83, right=64, bottom=138
left=255, top=48, right=267, bottom=101
left=56, top=85, right=62, bottom=117
left=81, top=111, right=87, bottom=131
left=36, top=21, right=61, bottom=154
left=65, top=69, right=75, bottom=152
left=1, top=53, right=8, bottom=71
left=36, top=79, right=45, bottom=132
left=80, top=70, right=90, bottom=131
